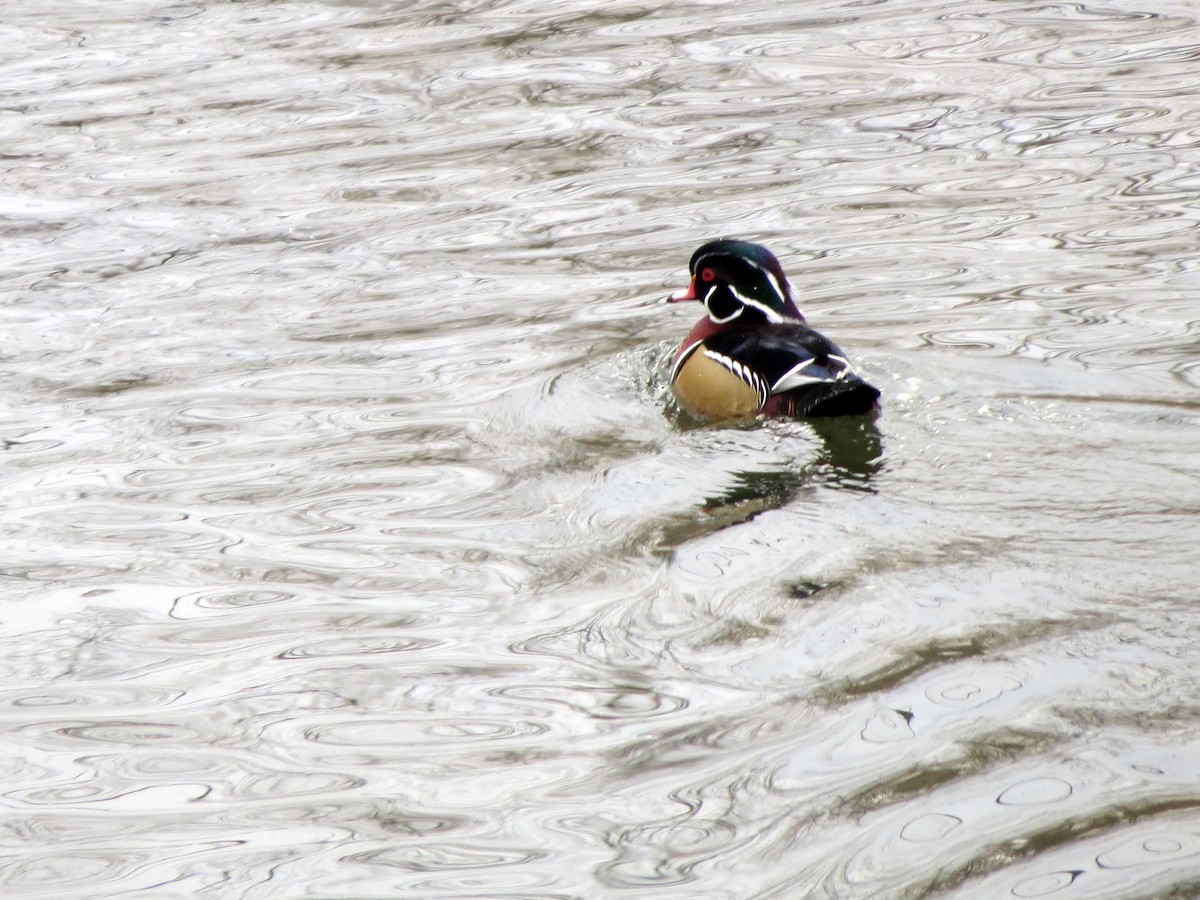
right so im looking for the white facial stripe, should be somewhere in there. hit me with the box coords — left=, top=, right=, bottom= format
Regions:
left=740, top=257, right=788, bottom=307
left=704, top=284, right=743, bottom=324
left=728, top=284, right=784, bottom=323
left=762, top=268, right=787, bottom=306
left=703, top=266, right=788, bottom=323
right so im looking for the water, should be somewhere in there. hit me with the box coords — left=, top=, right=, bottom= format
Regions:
left=2, top=1, right=1198, bottom=897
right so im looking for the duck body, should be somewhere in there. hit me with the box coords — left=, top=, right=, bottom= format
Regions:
left=668, top=239, right=879, bottom=421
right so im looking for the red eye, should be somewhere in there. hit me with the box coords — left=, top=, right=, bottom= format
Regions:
left=700, top=267, right=716, bottom=282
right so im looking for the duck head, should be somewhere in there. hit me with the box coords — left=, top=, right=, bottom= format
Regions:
left=668, top=239, right=805, bottom=325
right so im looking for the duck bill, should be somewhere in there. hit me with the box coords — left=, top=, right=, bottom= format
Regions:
left=667, top=277, right=697, bottom=302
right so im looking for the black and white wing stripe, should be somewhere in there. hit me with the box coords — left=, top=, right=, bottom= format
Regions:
left=772, top=353, right=858, bottom=392
left=703, top=348, right=771, bottom=409
left=678, top=323, right=879, bottom=418
left=703, top=326, right=857, bottom=396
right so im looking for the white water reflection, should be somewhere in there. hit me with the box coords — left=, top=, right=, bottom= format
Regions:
left=2, top=0, right=1199, bottom=897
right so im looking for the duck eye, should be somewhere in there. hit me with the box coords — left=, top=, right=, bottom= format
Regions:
left=700, top=267, right=716, bottom=282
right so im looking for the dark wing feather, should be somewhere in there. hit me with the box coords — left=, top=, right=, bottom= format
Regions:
left=703, top=324, right=880, bottom=418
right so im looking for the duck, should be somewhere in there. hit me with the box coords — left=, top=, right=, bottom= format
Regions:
left=667, top=239, right=880, bottom=421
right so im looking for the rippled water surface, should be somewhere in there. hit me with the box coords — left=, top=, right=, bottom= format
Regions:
left=3, top=1, right=1199, bottom=897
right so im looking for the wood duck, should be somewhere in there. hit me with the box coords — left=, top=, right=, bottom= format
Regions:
left=668, top=239, right=880, bottom=421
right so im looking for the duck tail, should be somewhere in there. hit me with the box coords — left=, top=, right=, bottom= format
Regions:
left=776, top=379, right=881, bottom=418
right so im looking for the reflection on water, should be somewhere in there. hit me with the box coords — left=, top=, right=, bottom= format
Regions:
left=2, top=0, right=1200, bottom=897
left=694, top=418, right=883, bottom=531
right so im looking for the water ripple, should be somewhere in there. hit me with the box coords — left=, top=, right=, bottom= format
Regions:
left=2, top=0, right=1199, bottom=896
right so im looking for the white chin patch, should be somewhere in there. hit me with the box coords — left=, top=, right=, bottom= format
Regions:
left=705, top=285, right=743, bottom=323
left=706, top=304, right=742, bottom=324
